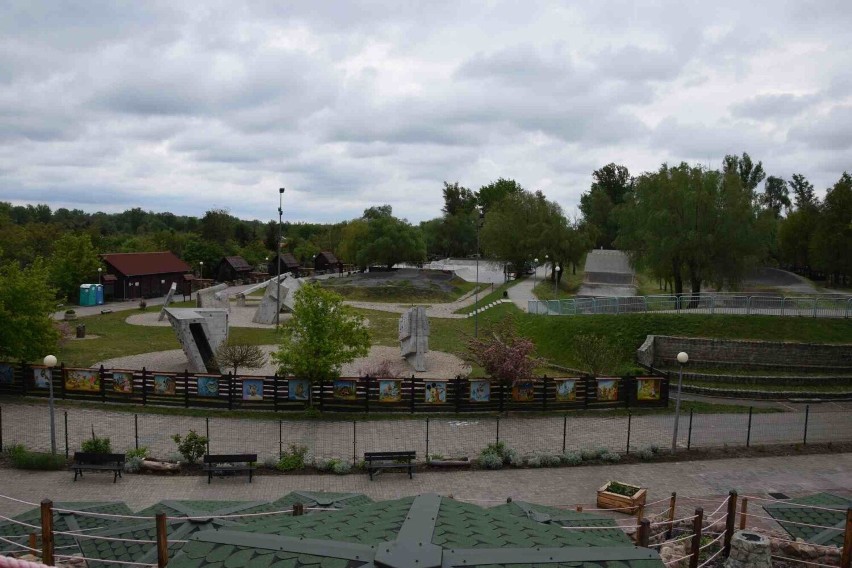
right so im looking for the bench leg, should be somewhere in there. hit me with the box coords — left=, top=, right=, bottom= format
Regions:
left=114, top=471, right=118, bottom=483
left=409, top=465, right=413, bottom=479
left=208, top=472, right=212, bottom=484
left=248, top=470, right=252, bottom=483
left=73, top=469, right=78, bottom=482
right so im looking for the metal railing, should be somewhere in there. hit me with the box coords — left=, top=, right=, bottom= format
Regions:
left=529, top=293, right=852, bottom=318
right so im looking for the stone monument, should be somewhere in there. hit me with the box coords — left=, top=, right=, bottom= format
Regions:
left=196, top=283, right=230, bottom=310
left=252, top=274, right=302, bottom=324
left=724, top=531, right=771, bottom=568
left=157, top=282, right=177, bottom=321
left=399, top=306, right=429, bottom=372
left=164, top=307, right=229, bottom=373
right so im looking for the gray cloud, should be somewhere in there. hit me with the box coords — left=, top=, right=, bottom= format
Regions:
left=731, top=93, right=822, bottom=120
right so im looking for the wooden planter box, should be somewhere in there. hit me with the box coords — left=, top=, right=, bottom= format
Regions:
left=596, top=482, right=647, bottom=514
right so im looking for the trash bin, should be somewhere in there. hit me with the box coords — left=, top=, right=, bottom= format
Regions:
left=503, top=290, right=508, bottom=298
left=76, top=324, right=86, bottom=339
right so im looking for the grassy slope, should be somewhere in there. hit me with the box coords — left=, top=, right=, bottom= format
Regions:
left=454, top=280, right=517, bottom=313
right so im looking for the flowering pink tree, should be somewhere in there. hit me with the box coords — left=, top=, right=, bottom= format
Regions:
left=466, top=316, right=543, bottom=383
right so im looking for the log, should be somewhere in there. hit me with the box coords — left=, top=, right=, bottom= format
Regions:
left=141, top=459, right=180, bottom=472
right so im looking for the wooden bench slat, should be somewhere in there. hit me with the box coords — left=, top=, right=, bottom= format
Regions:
left=203, top=454, right=256, bottom=484
left=363, top=451, right=415, bottom=481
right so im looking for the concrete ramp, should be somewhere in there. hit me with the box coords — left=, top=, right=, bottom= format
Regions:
left=577, top=250, right=636, bottom=297
left=164, top=308, right=229, bottom=373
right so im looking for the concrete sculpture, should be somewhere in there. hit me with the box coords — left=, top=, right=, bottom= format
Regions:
left=157, top=282, right=178, bottom=321
left=196, top=283, right=230, bottom=310
left=164, top=307, right=229, bottom=373
left=252, top=274, right=302, bottom=324
left=399, top=306, right=429, bottom=372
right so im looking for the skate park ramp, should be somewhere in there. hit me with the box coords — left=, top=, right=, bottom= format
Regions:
left=740, top=267, right=822, bottom=295
left=577, top=250, right=636, bottom=297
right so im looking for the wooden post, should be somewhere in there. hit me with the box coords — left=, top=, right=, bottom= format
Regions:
left=638, top=518, right=650, bottom=547
left=293, top=502, right=304, bottom=516
left=724, top=490, right=738, bottom=557
left=689, top=508, right=703, bottom=568
left=575, top=505, right=583, bottom=512
left=28, top=533, right=38, bottom=554
left=40, top=499, right=53, bottom=566
left=156, top=512, right=168, bottom=567
left=636, top=503, right=645, bottom=526
left=841, top=507, right=852, bottom=568
left=666, top=492, right=678, bottom=538
left=739, top=497, right=748, bottom=530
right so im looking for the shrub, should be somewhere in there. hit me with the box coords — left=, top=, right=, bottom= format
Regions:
left=124, top=456, right=144, bottom=473
left=601, top=451, right=622, bottom=463
left=127, top=447, right=149, bottom=460
left=7, top=445, right=67, bottom=470
left=507, top=450, right=525, bottom=468
left=580, top=448, right=599, bottom=461
left=138, top=300, right=147, bottom=310
left=636, top=448, right=655, bottom=460
left=277, top=444, right=308, bottom=472
left=561, top=451, right=583, bottom=466
left=315, top=458, right=340, bottom=472
left=478, top=451, right=503, bottom=470
left=332, top=461, right=352, bottom=475
left=262, top=456, right=278, bottom=468
left=538, top=452, right=561, bottom=467
left=525, top=455, right=542, bottom=468
left=82, top=436, right=112, bottom=454
left=648, top=445, right=661, bottom=455
left=171, top=430, right=208, bottom=464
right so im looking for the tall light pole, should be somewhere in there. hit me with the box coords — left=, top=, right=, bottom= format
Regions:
left=534, top=258, right=538, bottom=282
left=43, top=355, right=57, bottom=454
left=554, top=264, right=561, bottom=296
left=97, top=267, right=102, bottom=285
left=276, top=187, right=285, bottom=329
left=474, top=208, right=484, bottom=337
left=671, top=351, right=689, bottom=451
left=199, top=261, right=204, bottom=281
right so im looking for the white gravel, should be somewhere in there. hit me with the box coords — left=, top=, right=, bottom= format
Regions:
left=93, top=345, right=470, bottom=378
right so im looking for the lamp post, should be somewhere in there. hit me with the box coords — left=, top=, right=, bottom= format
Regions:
left=671, top=351, right=689, bottom=451
left=474, top=208, right=484, bottom=337
left=534, top=258, right=539, bottom=282
left=43, top=355, right=57, bottom=454
left=276, top=187, right=285, bottom=329
left=199, top=261, right=204, bottom=281
left=160, top=279, right=165, bottom=296
left=97, top=267, right=102, bottom=285
left=554, top=264, right=561, bottom=296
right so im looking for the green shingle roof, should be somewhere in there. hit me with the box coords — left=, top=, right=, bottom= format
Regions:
left=763, top=493, right=850, bottom=547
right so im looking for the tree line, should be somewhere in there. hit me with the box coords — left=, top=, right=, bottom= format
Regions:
left=579, top=155, right=851, bottom=293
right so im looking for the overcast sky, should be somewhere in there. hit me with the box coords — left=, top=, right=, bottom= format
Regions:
left=1, top=1, right=850, bottom=224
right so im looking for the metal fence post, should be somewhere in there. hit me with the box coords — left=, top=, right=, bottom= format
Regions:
left=724, top=490, right=738, bottom=557
left=142, top=367, right=147, bottom=406
left=746, top=407, right=753, bottom=447
left=687, top=409, right=693, bottom=450
left=689, top=508, right=704, bottom=568
left=353, top=421, right=357, bottom=465
left=425, top=418, right=429, bottom=461
left=496, top=416, right=500, bottom=445
left=279, top=420, right=283, bottom=458
left=803, top=405, right=810, bottom=445
left=205, top=417, right=210, bottom=455
left=134, top=414, right=139, bottom=450
left=626, top=412, right=632, bottom=454
left=0, top=406, right=3, bottom=452
left=41, top=499, right=54, bottom=566
left=64, top=411, right=69, bottom=459
left=365, top=375, right=370, bottom=414
left=562, top=414, right=567, bottom=454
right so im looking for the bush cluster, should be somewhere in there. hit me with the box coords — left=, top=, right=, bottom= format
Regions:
left=7, top=444, right=67, bottom=470
left=171, top=430, right=208, bottom=464
left=315, top=458, right=351, bottom=475
left=277, top=444, right=308, bottom=472
left=81, top=436, right=112, bottom=454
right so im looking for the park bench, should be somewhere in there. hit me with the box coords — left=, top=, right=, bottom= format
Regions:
left=364, top=451, right=415, bottom=481
left=203, top=454, right=256, bottom=484
left=70, top=452, right=125, bottom=483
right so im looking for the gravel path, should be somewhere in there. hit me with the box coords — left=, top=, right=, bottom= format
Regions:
left=93, top=345, right=471, bottom=378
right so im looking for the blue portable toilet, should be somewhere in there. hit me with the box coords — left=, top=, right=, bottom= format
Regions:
left=79, top=284, right=96, bottom=306
left=95, top=284, right=104, bottom=305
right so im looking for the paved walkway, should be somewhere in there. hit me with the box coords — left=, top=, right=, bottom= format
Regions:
left=1, top=453, right=849, bottom=517
left=506, top=276, right=536, bottom=312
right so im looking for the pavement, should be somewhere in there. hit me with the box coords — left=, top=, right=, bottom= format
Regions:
left=0, top=453, right=849, bottom=518
left=506, top=276, right=536, bottom=312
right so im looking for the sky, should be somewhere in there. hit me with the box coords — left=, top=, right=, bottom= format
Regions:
left=1, top=1, right=851, bottom=224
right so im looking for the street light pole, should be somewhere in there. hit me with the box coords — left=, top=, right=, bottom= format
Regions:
left=97, top=267, right=102, bottom=285
left=554, top=264, right=561, bottom=296
left=671, top=351, right=689, bottom=451
left=43, top=355, right=57, bottom=454
left=276, top=187, right=285, bottom=329
left=474, top=208, right=484, bottom=337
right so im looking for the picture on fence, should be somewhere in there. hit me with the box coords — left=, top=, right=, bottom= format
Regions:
left=32, top=367, right=50, bottom=389
left=242, top=379, right=264, bottom=401
left=512, top=380, right=535, bottom=402
left=636, top=377, right=661, bottom=401
left=555, top=379, right=577, bottom=402
left=112, top=371, right=133, bottom=393
left=596, top=378, right=619, bottom=401
left=153, top=375, right=176, bottom=395
left=424, top=381, right=446, bottom=404
left=378, top=379, right=401, bottom=402
left=289, top=379, right=310, bottom=401
left=333, top=379, right=357, bottom=400
left=470, top=379, right=490, bottom=402
left=197, top=377, right=219, bottom=397
left=0, top=364, right=13, bottom=385
left=65, top=369, right=101, bottom=392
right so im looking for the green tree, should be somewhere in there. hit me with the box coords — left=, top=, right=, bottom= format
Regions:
left=199, top=209, right=235, bottom=246
left=338, top=219, right=370, bottom=269
left=789, top=173, right=818, bottom=210
left=723, top=152, right=765, bottom=192
left=759, top=176, right=791, bottom=217
left=810, top=173, right=852, bottom=285
left=48, top=233, right=101, bottom=301
left=0, top=257, right=60, bottom=362
left=477, top=178, right=524, bottom=214
left=442, top=181, right=477, bottom=216
left=356, top=206, right=426, bottom=269
left=272, top=283, right=370, bottom=392
left=579, top=163, right=632, bottom=249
